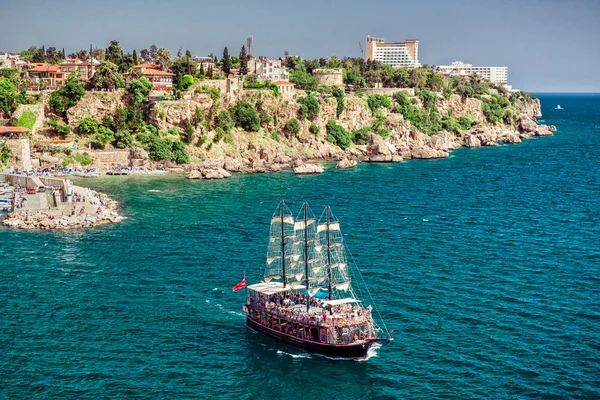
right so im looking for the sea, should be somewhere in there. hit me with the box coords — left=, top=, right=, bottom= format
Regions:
left=1, top=94, right=599, bottom=399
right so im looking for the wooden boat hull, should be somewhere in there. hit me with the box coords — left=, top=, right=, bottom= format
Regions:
left=246, top=317, right=377, bottom=359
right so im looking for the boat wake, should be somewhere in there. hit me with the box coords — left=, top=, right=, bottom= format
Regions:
left=276, top=350, right=311, bottom=359
left=360, top=342, right=382, bottom=362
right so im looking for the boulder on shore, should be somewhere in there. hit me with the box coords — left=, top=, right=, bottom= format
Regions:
left=188, top=168, right=232, bottom=180
left=463, top=134, right=482, bottom=148
left=365, top=133, right=398, bottom=162
left=336, top=158, right=358, bottom=169
left=294, top=164, right=324, bottom=175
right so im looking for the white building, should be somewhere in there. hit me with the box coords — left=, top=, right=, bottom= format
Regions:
left=365, top=36, right=419, bottom=68
left=248, top=57, right=289, bottom=81
left=436, top=61, right=508, bottom=85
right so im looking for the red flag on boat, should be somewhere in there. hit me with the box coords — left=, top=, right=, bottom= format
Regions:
left=232, top=277, right=246, bottom=291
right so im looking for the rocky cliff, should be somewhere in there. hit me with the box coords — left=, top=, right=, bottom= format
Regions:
left=26, top=88, right=555, bottom=177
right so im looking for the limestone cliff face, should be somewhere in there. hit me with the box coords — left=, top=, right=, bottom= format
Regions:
left=33, top=88, right=550, bottom=172
left=66, top=90, right=126, bottom=127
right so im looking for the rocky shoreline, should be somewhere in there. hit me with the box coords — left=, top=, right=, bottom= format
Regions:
left=2, top=189, right=123, bottom=230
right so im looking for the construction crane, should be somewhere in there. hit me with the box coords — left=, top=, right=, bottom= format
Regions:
left=358, top=41, right=364, bottom=59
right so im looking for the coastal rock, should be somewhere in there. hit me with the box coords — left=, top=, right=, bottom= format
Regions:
left=223, top=158, right=243, bottom=172
left=188, top=170, right=203, bottom=179
left=411, top=147, right=448, bottom=159
left=294, top=164, right=324, bottom=175
left=429, top=130, right=461, bottom=151
left=500, top=132, right=522, bottom=144
left=534, top=125, right=554, bottom=136
left=549, top=125, right=557, bottom=132
left=202, top=168, right=232, bottom=179
left=336, top=158, right=358, bottom=169
left=365, top=133, right=397, bottom=162
left=519, top=119, right=537, bottom=133
left=463, top=134, right=482, bottom=148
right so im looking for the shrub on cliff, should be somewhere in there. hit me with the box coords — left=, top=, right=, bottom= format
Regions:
left=0, top=138, right=12, bottom=165
left=94, top=126, right=114, bottom=148
left=351, top=127, right=370, bottom=145
left=78, top=117, right=99, bottom=135
left=309, top=124, right=320, bottom=136
left=230, top=101, right=260, bottom=132
left=366, top=94, right=391, bottom=113
left=0, top=77, right=25, bottom=117
left=216, top=110, right=234, bottom=134
left=325, top=121, right=351, bottom=149
left=46, top=118, right=71, bottom=135
left=49, top=73, right=85, bottom=113
left=284, top=118, right=301, bottom=137
left=298, top=95, right=320, bottom=120
left=332, top=87, right=344, bottom=117
left=180, top=74, right=195, bottom=90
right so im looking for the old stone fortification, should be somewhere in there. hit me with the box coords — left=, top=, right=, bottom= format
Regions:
left=5, top=138, right=32, bottom=170
left=358, top=88, right=415, bottom=96
left=13, top=104, right=45, bottom=136
left=312, top=69, right=344, bottom=87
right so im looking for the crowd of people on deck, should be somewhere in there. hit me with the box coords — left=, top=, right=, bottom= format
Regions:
left=248, top=291, right=373, bottom=328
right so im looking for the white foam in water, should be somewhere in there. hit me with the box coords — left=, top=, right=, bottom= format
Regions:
left=276, top=350, right=311, bottom=359
left=147, top=189, right=162, bottom=193
left=205, top=300, right=210, bottom=303
left=360, top=342, right=382, bottom=362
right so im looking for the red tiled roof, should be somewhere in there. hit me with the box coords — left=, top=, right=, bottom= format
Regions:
left=0, top=126, right=30, bottom=134
left=134, top=63, right=158, bottom=69
left=143, top=68, right=175, bottom=76
left=272, top=81, right=294, bottom=85
left=28, top=65, right=61, bottom=73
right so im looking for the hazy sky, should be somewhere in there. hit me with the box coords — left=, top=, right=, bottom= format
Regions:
left=1, top=0, right=599, bottom=92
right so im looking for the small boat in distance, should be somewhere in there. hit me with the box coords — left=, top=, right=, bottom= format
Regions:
left=555, top=105, right=563, bottom=110
left=242, top=201, right=393, bottom=360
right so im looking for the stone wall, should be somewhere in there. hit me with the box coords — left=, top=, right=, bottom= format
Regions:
left=312, top=69, right=344, bottom=87
left=197, top=77, right=242, bottom=96
left=356, top=88, right=415, bottom=96
left=87, top=150, right=131, bottom=166
left=5, top=138, right=32, bottom=170
left=12, top=104, right=45, bottom=136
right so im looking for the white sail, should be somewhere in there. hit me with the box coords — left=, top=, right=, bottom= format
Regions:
left=335, top=283, right=350, bottom=291
left=271, top=216, right=294, bottom=225
left=294, top=219, right=315, bottom=230
left=317, top=222, right=340, bottom=233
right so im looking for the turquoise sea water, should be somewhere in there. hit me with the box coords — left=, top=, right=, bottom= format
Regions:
left=1, top=94, right=599, bottom=399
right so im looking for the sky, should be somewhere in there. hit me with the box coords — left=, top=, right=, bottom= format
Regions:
left=1, top=0, right=599, bottom=92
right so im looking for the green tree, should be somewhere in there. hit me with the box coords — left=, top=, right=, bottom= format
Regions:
left=156, top=48, right=171, bottom=70
left=106, top=40, right=122, bottom=66
left=230, top=101, right=260, bottom=132
left=332, top=87, right=344, bottom=117
left=216, top=110, right=234, bottom=133
left=366, top=94, right=391, bottom=113
left=289, top=70, right=317, bottom=91
left=309, top=124, right=320, bottom=135
left=0, top=138, right=13, bottom=165
left=0, top=77, right=21, bottom=117
left=49, top=73, right=85, bottom=113
left=240, top=46, right=248, bottom=75
left=298, top=95, right=320, bottom=120
left=222, top=47, right=231, bottom=75
left=90, top=60, right=121, bottom=89
left=180, top=74, right=195, bottom=90
left=171, top=140, right=189, bottom=163
left=284, top=118, right=301, bottom=136
left=325, top=121, right=351, bottom=149
left=132, top=49, right=140, bottom=65
left=78, top=117, right=99, bottom=135
left=127, top=77, right=153, bottom=107
left=94, top=126, right=114, bottom=147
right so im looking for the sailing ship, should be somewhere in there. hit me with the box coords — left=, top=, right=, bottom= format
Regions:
left=242, top=201, right=392, bottom=359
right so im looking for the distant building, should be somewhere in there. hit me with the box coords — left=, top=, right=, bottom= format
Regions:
left=272, top=81, right=295, bottom=93
left=248, top=57, right=289, bottom=81
left=28, top=58, right=99, bottom=87
left=0, top=53, right=26, bottom=70
left=192, top=56, right=214, bottom=75
left=133, top=63, right=175, bottom=90
left=436, top=61, right=508, bottom=85
left=365, top=36, right=419, bottom=68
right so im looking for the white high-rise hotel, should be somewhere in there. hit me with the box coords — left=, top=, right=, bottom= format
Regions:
left=436, top=61, right=508, bottom=85
left=365, top=36, right=420, bottom=68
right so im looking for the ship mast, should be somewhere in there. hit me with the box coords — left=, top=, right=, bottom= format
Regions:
left=326, top=206, right=332, bottom=300
left=280, top=200, right=286, bottom=288
left=303, top=202, right=309, bottom=312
